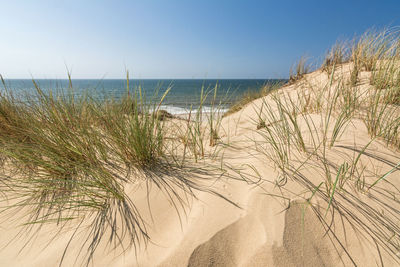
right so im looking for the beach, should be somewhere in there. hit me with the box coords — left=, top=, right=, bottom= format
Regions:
left=1, top=57, right=400, bottom=266
left=1, top=28, right=400, bottom=267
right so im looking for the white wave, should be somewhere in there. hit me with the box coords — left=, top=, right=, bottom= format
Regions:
left=156, top=105, right=228, bottom=115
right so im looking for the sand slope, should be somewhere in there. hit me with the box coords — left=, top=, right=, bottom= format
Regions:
left=1, top=64, right=400, bottom=266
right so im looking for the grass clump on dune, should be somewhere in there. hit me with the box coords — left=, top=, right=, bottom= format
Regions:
left=96, top=87, right=169, bottom=168
left=322, top=41, right=350, bottom=73
left=251, top=27, right=400, bottom=264
left=0, top=77, right=232, bottom=265
left=2, top=24, right=400, bottom=266
left=0, top=82, right=149, bottom=265
left=289, top=56, right=311, bottom=83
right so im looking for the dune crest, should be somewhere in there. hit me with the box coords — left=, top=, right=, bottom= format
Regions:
left=2, top=28, right=400, bottom=266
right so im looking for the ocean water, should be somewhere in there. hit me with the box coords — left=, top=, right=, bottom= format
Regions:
left=0, top=79, right=286, bottom=114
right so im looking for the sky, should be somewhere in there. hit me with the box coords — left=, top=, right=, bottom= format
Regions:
left=1, top=0, right=400, bottom=79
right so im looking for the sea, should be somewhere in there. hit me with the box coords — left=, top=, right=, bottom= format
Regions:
left=0, top=79, right=286, bottom=114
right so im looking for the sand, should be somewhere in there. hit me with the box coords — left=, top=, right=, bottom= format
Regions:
left=1, top=63, right=400, bottom=266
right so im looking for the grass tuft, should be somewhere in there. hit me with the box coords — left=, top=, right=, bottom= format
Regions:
left=0, top=77, right=235, bottom=265
left=289, top=56, right=311, bottom=83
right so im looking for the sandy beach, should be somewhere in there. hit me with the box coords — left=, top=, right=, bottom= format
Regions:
left=2, top=1, right=400, bottom=266
left=1, top=56, right=400, bottom=266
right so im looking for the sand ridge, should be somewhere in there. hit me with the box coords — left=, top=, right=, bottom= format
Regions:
left=1, top=63, right=400, bottom=266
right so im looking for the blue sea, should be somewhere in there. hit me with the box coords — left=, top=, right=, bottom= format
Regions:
left=0, top=79, right=286, bottom=114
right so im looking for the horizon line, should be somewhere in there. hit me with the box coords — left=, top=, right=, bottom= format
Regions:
left=2, top=77, right=288, bottom=80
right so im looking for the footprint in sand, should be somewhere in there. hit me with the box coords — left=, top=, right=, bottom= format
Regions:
left=187, top=201, right=336, bottom=267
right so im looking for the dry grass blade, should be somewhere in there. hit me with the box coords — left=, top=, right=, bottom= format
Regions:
left=0, top=77, right=238, bottom=266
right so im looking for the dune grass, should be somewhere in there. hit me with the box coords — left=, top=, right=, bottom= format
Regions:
left=255, top=74, right=400, bottom=263
left=0, top=83, right=152, bottom=264
left=251, top=27, right=400, bottom=264
left=0, top=77, right=234, bottom=266
left=1, top=25, right=400, bottom=266
left=223, top=81, right=285, bottom=117
left=176, top=83, right=228, bottom=164
left=289, top=56, right=311, bottom=84
left=322, top=41, right=350, bottom=73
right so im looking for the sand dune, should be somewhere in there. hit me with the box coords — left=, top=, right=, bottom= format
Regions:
left=1, top=63, right=400, bottom=266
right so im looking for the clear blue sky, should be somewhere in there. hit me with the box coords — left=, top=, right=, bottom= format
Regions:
left=1, top=0, right=400, bottom=79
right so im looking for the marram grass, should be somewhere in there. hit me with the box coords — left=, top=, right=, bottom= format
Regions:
left=0, top=77, right=235, bottom=266
left=1, top=26, right=400, bottom=266
left=251, top=27, right=400, bottom=264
